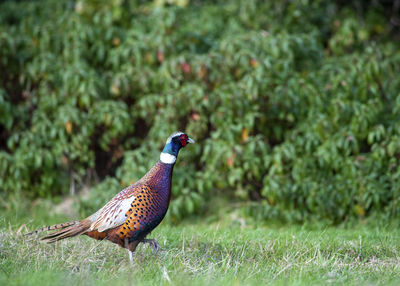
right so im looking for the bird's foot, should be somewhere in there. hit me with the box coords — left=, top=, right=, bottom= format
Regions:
left=143, top=238, right=160, bottom=255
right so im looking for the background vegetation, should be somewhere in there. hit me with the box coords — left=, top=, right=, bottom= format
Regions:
left=1, top=0, right=400, bottom=225
left=1, top=1, right=400, bottom=285
left=2, top=223, right=400, bottom=285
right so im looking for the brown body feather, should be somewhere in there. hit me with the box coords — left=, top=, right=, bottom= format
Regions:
left=25, top=161, right=173, bottom=250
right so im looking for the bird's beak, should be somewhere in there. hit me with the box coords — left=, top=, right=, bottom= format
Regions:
left=188, top=137, right=195, bottom=144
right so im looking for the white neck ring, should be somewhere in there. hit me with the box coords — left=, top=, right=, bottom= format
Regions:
left=160, top=152, right=176, bottom=164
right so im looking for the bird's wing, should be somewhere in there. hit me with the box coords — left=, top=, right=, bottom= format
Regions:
left=89, top=185, right=139, bottom=232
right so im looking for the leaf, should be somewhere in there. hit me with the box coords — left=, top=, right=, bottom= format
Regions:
left=65, top=121, right=73, bottom=134
left=241, top=128, right=249, bottom=142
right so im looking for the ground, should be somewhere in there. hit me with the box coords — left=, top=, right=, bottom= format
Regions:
left=1, top=221, right=399, bottom=285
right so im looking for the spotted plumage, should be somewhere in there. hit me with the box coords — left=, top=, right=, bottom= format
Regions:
left=25, top=132, right=194, bottom=264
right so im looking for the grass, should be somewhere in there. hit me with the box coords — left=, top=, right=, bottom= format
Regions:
left=1, top=220, right=400, bottom=286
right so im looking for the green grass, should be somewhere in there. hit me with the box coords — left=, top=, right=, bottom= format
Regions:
left=1, top=221, right=400, bottom=286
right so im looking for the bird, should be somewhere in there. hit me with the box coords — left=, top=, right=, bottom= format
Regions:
left=25, top=131, right=194, bottom=264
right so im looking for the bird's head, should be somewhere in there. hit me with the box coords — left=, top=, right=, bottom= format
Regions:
left=160, top=131, right=195, bottom=164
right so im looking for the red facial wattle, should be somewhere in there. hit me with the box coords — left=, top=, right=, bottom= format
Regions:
left=179, top=134, right=188, bottom=147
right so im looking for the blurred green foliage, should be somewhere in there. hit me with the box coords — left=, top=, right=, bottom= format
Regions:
left=0, top=0, right=399, bottom=224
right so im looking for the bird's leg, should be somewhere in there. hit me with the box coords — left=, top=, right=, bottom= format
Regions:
left=129, top=251, right=134, bottom=265
left=126, top=239, right=139, bottom=265
left=142, top=239, right=160, bottom=255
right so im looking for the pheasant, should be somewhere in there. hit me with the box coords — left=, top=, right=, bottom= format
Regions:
left=26, top=131, right=194, bottom=264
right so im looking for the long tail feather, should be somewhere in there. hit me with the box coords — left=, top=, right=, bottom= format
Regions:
left=25, top=221, right=78, bottom=236
left=40, top=219, right=91, bottom=243
left=24, top=219, right=92, bottom=243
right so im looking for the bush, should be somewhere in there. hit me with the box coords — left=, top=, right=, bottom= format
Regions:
left=1, top=0, right=399, bottom=223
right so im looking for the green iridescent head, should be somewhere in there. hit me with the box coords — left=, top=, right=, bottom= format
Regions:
left=160, top=132, right=195, bottom=164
